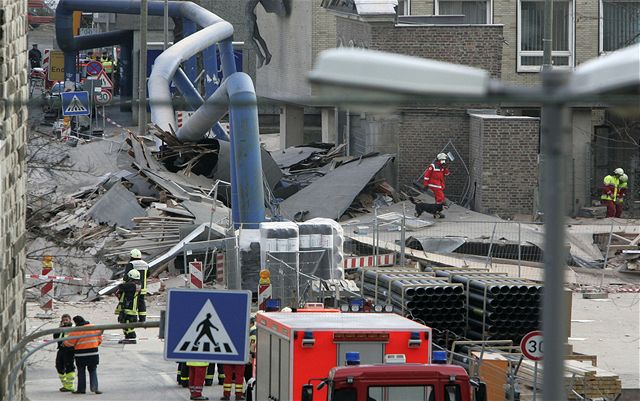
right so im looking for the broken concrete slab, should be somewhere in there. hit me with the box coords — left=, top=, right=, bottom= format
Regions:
left=279, top=154, right=394, bottom=221
left=271, top=146, right=325, bottom=169
left=87, top=183, right=145, bottom=229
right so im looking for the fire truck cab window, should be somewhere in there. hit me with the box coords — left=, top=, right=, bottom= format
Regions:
left=445, top=384, right=462, bottom=401
left=331, top=388, right=357, bottom=401
left=367, top=385, right=435, bottom=401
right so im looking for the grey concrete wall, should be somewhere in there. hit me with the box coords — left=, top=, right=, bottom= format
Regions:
left=0, top=0, right=28, bottom=398
left=256, top=0, right=336, bottom=100
left=469, top=114, right=540, bottom=217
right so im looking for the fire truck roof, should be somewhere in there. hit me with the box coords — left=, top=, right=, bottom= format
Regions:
left=258, top=312, right=430, bottom=331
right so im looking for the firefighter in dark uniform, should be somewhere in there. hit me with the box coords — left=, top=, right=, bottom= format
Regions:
left=54, top=314, right=76, bottom=392
left=115, top=269, right=141, bottom=344
left=124, top=249, right=148, bottom=322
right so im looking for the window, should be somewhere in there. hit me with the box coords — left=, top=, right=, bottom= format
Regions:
left=517, top=0, right=574, bottom=71
left=444, top=384, right=462, bottom=401
left=436, top=1, right=492, bottom=24
left=368, top=385, right=435, bottom=401
left=600, top=1, right=640, bottom=53
left=397, top=0, right=411, bottom=16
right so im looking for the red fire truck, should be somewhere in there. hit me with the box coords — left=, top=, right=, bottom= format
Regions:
left=256, top=311, right=431, bottom=400
left=255, top=311, right=486, bottom=401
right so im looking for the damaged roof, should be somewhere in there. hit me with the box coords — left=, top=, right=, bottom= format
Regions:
left=279, top=154, right=394, bottom=221
left=87, top=182, right=146, bottom=229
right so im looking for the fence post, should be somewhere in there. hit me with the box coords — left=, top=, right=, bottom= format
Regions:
left=518, top=223, right=522, bottom=278
left=485, top=222, right=498, bottom=269
left=600, top=221, right=614, bottom=288
left=400, top=204, right=406, bottom=267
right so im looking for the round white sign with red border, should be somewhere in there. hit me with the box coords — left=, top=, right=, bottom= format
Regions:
left=520, top=330, right=544, bottom=361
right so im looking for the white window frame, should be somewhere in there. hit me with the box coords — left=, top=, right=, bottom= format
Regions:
left=435, top=0, right=493, bottom=24
left=517, top=0, right=575, bottom=72
left=398, top=0, right=411, bottom=16
left=599, top=0, right=640, bottom=54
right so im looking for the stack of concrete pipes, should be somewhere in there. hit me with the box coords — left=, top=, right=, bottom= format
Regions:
left=430, top=269, right=542, bottom=343
left=361, top=270, right=467, bottom=342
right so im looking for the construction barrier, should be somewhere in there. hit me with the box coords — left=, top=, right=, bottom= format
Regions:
left=40, top=256, right=54, bottom=313
left=343, top=253, right=395, bottom=269
left=215, top=252, right=225, bottom=284
left=189, top=260, right=204, bottom=289
left=257, top=270, right=272, bottom=311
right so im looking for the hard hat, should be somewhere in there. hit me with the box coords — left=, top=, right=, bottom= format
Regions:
left=130, top=249, right=142, bottom=259
left=620, top=174, right=628, bottom=183
left=437, top=153, right=447, bottom=161
left=281, top=307, right=293, bottom=313
left=614, top=168, right=624, bottom=176
left=127, top=269, right=141, bottom=280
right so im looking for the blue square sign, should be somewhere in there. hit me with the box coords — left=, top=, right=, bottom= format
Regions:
left=164, top=289, right=251, bottom=364
left=61, top=91, right=90, bottom=116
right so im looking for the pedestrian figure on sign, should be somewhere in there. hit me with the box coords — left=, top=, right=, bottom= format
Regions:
left=194, top=313, right=219, bottom=347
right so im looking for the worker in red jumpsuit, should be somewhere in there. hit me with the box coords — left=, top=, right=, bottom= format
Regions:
left=422, top=153, right=450, bottom=204
left=221, top=363, right=245, bottom=400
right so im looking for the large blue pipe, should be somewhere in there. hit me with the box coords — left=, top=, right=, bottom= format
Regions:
left=56, top=0, right=264, bottom=228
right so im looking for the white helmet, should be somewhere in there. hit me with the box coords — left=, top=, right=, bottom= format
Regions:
left=130, top=249, right=142, bottom=259
left=620, top=174, right=628, bottom=183
left=436, top=153, right=447, bottom=161
left=127, top=269, right=141, bottom=280
left=614, top=168, right=624, bottom=176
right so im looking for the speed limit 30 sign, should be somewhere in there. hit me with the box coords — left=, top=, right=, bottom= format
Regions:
left=520, top=330, right=543, bottom=361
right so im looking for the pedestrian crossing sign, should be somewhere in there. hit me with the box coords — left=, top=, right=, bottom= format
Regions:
left=61, top=91, right=90, bottom=116
left=164, top=289, right=251, bottom=363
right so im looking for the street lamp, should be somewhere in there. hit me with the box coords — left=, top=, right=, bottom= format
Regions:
left=309, top=44, right=640, bottom=401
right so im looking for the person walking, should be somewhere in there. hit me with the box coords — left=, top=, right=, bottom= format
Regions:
left=221, top=363, right=245, bottom=400
left=54, top=314, right=75, bottom=392
left=601, top=168, right=624, bottom=217
left=187, top=361, right=210, bottom=400
left=28, top=44, right=42, bottom=69
left=64, top=316, right=103, bottom=394
left=115, top=269, right=141, bottom=344
left=124, top=249, right=148, bottom=322
left=422, top=153, right=450, bottom=205
left=616, top=174, right=628, bottom=218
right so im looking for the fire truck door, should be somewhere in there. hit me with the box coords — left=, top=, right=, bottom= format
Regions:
left=336, top=343, right=384, bottom=365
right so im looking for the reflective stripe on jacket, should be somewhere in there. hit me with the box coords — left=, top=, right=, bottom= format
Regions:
left=616, top=182, right=628, bottom=203
left=423, top=161, right=450, bottom=190
left=601, top=175, right=620, bottom=201
left=63, top=324, right=102, bottom=357
left=186, top=361, right=209, bottom=367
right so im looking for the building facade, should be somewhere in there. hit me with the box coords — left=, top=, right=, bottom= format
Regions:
left=0, top=0, right=29, bottom=398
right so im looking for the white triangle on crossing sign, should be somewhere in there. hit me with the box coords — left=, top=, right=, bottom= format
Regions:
left=173, top=299, right=238, bottom=356
left=96, top=70, right=113, bottom=90
left=65, top=95, right=88, bottom=113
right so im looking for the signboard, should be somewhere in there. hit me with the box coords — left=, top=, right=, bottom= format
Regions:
left=86, top=61, right=103, bottom=77
left=94, top=90, right=112, bottom=105
left=164, top=289, right=251, bottom=364
left=61, top=91, right=90, bottom=116
left=520, top=330, right=543, bottom=361
left=95, top=70, right=113, bottom=90
left=48, top=50, right=64, bottom=82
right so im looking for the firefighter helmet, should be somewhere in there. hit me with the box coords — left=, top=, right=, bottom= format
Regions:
left=127, top=269, right=141, bottom=280
left=614, top=168, right=624, bottom=176
left=620, top=174, right=628, bottom=183
left=437, top=153, right=447, bottom=161
left=130, top=249, right=142, bottom=259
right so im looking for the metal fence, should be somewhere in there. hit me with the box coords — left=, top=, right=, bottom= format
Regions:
left=342, top=210, right=640, bottom=288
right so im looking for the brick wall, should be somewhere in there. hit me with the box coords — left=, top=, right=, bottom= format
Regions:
left=336, top=18, right=504, bottom=78
left=0, top=0, right=28, bottom=398
left=469, top=114, right=540, bottom=217
left=398, top=109, right=471, bottom=201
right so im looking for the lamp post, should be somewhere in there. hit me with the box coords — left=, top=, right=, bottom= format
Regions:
left=309, top=44, right=640, bottom=401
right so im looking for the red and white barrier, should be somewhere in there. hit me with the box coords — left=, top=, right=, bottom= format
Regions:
left=343, top=254, right=396, bottom=269
left=26, top=274, right=83, bottom=281
left=258, top=279, right=272, bottom=311
left=176, top=111, right=195, bottom=128
left=189, top=260, right=204, bottom=289
left=215, top=253, right=225, bottom=284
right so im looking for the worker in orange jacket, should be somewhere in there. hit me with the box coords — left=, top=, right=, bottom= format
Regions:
left=63, top=316, right=103, bottom=394
left=422, top=153, right=450, bottom=205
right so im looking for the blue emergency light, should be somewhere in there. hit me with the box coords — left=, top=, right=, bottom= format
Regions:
left=265, top=299, right=281, bottom=311
left=433, top=350, right=447, bottom=364
left=345, top=352, right=360, bottom=365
